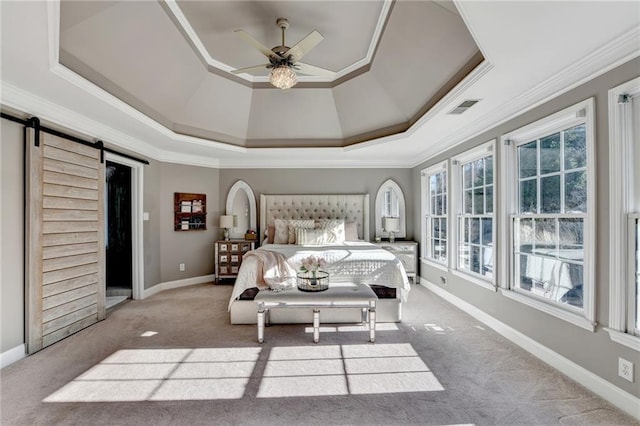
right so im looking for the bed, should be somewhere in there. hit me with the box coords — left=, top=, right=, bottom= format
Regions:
left=228, top=194, right=411, bottom=324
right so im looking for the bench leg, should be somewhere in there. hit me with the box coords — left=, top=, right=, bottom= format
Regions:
left=257, top=308, right=265, bottom=343
left=369, top=307, right=376, bottom=343
left=313, top=309, right=320, bottom=343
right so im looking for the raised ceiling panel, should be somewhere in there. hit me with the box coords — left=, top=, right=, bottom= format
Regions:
left=246, top=89, right=342, bottom=144
left=59, top=0, right=119, bottom=30
left=60, top=1, right=206, bottom=120
left=331, top=73, right=407, bottom=140
left=173, top=75, right=254, bottom=145
left=176, top=0, right=383, bottom=74
left=369, top=1, right=482, bottom=119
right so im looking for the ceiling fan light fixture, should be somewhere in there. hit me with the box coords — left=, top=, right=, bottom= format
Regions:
left=269, top=65, right=297, bottom=89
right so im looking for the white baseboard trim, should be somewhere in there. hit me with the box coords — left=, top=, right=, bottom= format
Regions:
left=421, top=279, right=640, bottom=420
left=1, top=344, right=26, bottom=369
left=143, top=274, right=215, bottom=299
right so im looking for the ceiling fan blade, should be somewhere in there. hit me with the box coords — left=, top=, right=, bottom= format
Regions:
left=286, top=30, right=324, bottom=63
left=295, top=62, right=335, bottom=78
left=231, top=65, right=268, bottom=75
left=234, top=29, right=281, bottom=59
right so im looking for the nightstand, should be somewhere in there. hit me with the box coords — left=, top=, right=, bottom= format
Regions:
left=374, top=240, right=418, bottom=283
left=214, top=240, right=255, bottom=282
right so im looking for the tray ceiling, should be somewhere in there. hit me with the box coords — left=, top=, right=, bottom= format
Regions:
left=58, top=0, right=483, bottom=148
left=4, top=1, right=637, bottom=168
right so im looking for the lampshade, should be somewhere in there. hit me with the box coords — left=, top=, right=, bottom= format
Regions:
left=382, top=217, right=400, bottom=232
left=220, top=215, right=234, bottom=229
left=269, top=65, right=297, bottom=89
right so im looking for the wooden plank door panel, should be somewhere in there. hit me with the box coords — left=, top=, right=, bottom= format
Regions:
left=26, top=130, right=105, bottom=353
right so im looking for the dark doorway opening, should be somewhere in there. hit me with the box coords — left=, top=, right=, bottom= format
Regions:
left=106, top=161, right=132, bottom=303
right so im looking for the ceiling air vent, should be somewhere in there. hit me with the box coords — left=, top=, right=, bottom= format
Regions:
left=449, top=99, right=479, bottom=115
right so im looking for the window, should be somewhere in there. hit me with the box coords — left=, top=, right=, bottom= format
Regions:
left=513, top=124, right=587, bottom=308
left=501, top=99, right=595, bottom=330
left=421, top=161, right=448, bottom=264
left=606, top=78, right=640, bottom=349
left=454, top=142, right=494, bottom=282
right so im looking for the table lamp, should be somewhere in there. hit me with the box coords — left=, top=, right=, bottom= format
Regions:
left=383, top=217, right=400, bottom=243
left=220, top=215, right=234, bottom=241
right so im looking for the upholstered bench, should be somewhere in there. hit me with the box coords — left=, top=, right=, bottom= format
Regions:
left=255, top=282, right=377, bottom=343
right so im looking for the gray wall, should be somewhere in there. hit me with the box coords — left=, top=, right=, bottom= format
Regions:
left=143, top=159, right=161, bottom=289
left=159, top=162, right=219, bottom=282
left=219, top=168, right=414, bottom=240
left=0, top=123, right=221, bottom=353
left=413, top=57, right=640, bottom=397
left=1, top=120, right=25, bottom=353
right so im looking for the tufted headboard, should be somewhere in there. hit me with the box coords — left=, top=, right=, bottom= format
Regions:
left=260, top=194, right=370, bottom=241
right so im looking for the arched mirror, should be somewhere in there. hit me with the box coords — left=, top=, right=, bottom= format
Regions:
left=375, top=179, right=406, bottom=240
left=225, top=180, right=257, bottom=239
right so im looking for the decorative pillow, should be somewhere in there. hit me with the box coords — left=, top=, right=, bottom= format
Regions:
left=273, top=219, right=289, bottom=244
left=288, top=219, right=315, bottom=244
left=315, top=219, right=346, bottom=243
left=297, top=228, right=329, bottom=245
left=345, top=221, right=358, bottom=241
left=266, top=224, right=275, bottom=244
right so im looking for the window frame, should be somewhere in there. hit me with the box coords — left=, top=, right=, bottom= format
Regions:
left=500, top=98, right=596, bottom=331
left=628, top=214, right=640, bottom=337
left=606, top=77, right=640, bottom=351
left=451, top=140, right=496, bottom=290
left=421, top=160, right=449, bottom=268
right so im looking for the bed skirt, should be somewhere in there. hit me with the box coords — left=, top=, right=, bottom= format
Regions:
left=229, top=297, right=402, bottom=324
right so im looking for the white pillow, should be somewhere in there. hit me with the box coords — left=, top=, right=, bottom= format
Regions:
left=297, top=228, right=330, bottom=245
left=315, top=219, right=346, bottom=243
left=345, top=221, right=359, bottom=241
left=288, top=219, right=315, bottom=244
left=273, top=219, right=289, bottom=244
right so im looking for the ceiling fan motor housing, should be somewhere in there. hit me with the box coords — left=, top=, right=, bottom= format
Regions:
left=276, top=18, right=289, bottom=30
left=272, top=18, right=291, bottom=58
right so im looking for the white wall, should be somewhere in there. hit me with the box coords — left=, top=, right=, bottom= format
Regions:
left=1, top=120, right=25, bottom=354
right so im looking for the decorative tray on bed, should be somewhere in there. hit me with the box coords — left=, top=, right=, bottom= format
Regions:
left=296, top=271, right=329, bottom=292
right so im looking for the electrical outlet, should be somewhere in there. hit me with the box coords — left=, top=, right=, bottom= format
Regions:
left=440, top=276, right=447, bottom=285
left=618, top=358, right=634, bottom=382
left=179, top=263, right=185, bottom=272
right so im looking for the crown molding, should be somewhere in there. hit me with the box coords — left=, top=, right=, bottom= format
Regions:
left=0, top=83, right=155, bottom=157
left=0, top=83, right=402, bottom=169
left=155, top=151, right=221, bottom=168
left=411, top=25, right=640, bottom=167
left=0, top=83, right=223, bottom=169
left=48, top=62, right=246, bottom=154
left=217, top=154, right=412, bottom=169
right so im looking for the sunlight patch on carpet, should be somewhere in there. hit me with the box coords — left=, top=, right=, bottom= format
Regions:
left=257, top=343, right=444, bottom=398
left=43, top=347, right=261, bottom=402
left=44, top=344, right=443, bottom=402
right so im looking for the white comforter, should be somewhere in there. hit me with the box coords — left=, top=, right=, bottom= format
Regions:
left=228, top=241, right=411, bottom=310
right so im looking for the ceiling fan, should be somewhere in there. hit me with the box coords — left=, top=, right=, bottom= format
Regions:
left=232, top=18, right=335, bottom=89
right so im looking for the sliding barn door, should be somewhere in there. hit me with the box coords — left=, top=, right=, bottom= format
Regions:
left=25, top=129, right=106, bottom=353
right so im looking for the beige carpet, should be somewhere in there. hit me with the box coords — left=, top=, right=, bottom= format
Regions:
left=1, top=283, right=637, bottom=425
